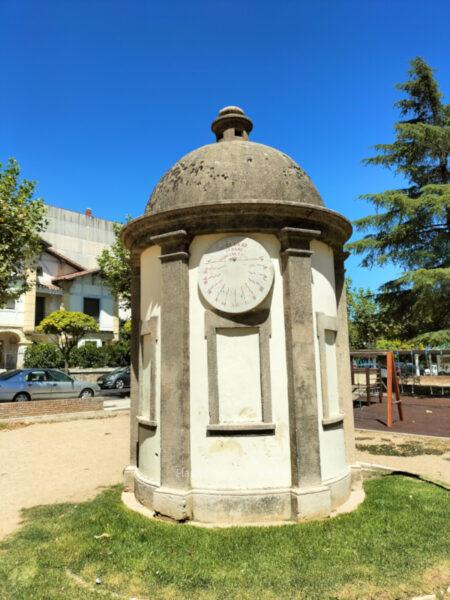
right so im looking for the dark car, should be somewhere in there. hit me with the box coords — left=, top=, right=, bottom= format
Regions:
left=97, top=367, right=130, bottom=390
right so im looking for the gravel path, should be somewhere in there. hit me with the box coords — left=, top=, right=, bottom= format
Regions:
left=0, top=413, right=129, bottom=540
left=355, top=429, right=450, bottom=487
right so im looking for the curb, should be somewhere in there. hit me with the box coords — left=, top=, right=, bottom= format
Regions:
left=358, top=461, right=450, bottom=491
left=0, top=408, right=130, bottom=426
left=355, top=427, right=450, bottom=442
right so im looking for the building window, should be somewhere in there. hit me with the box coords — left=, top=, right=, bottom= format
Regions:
left=36, top=266, right=43, bottom=276
left=35, top=296, right=46, bottom=325
left=83, top=297, right=100, bottom=321
left=3, top=298, right=15, bottom=310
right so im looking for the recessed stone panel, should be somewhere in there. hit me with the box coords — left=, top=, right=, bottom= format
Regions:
left=216, top=327, right=262, bottom=424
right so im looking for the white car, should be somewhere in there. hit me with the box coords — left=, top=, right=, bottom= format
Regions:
left=0, top=369, right=100, bottom=402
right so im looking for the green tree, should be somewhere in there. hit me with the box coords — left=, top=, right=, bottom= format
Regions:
left=347, top=57, right=450, bottom=345
left=346, top=279, right=383, bottom=349
left=0, top=159, right=47, bottom=307
left=374, top=338, right=417, bottom=351
left=120, top=319, right=131, bottom=340
left=98, top=221, right=132, bottom=310
left=36, top=310, right=99, bottom=371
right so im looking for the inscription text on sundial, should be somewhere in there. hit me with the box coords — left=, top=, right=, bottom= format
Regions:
left=198, top=236, right=274, bottom=314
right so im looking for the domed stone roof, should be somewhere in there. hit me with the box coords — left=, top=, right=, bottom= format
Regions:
left=146, top=107, right=324, bottom=214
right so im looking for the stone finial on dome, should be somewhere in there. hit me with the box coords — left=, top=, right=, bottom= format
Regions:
left=211, top=105, right=253, bottom=142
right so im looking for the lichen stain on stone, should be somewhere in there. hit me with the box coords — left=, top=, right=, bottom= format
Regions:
left=209, top=440, right=244, bottom=455
left=146, top=138, right=325, bottom=213
left=239, top=407, right=257, bottom=419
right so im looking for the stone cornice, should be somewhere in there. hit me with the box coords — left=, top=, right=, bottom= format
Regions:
left=279, top=227, right=322, bottom=254
left=150, top=230, right=191, bottom=263
left=121, top=201, right=352, bottom=252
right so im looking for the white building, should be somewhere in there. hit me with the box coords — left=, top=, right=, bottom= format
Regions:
left=0, top=206, right=121, bottom=369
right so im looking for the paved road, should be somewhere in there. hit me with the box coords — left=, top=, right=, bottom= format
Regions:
left=103, top=397, right=130, bottom=411
left=0, top=412, right=129, bottom=540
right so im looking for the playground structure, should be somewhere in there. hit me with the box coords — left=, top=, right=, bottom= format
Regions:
left=351, top=348, right=450, bottom=429
left=352, top=348, right=450, bottom=391
left=351, top=350, right=404, bottom=427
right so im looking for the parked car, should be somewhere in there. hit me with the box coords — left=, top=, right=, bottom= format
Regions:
left=97, top=366, right=130, bottom=390
left=0, top=369, right=100, bottom=402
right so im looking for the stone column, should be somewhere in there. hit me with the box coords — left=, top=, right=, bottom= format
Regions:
left=150, top=230, right=191, bottom=520
left=124, top=251, right=141, bottom=490
left=279, top=227, right=330, bottom=519
left=334, top=250, right=357, bottom=467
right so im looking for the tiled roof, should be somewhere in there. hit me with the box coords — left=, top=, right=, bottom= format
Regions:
left=36, top=282, right=63, bottom=295
left=51, top=268, right=100, bottom=282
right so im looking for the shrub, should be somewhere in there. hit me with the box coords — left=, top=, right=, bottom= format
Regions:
left=23, top=340, right=130, bottom=369
left=23, top=343, right=64, bottom=369
left=69, top=344, right=107, bottom=368
left=104, top=340, right=130, bottom=367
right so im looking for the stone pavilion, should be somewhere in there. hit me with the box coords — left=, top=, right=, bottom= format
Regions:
left=122, top=106, right=360, bottom=524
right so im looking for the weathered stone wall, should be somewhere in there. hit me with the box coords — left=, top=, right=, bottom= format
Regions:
left=69, top=368, right=115, bottom=383
left=137, top=245, right=162, bottom=485
left=310, top=240, right=349, bottom=483
left=188, top=233, right=292, bottom=492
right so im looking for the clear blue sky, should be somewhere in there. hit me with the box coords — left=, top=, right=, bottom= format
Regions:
left=1, top=1, right=449, bottom=290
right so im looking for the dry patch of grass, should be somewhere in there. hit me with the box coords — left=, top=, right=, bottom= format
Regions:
left=0, top=421, right=31, bottom=432
left=356, top=439, right=449, bottom=457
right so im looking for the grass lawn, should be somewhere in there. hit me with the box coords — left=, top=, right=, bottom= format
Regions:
left=0, top=476, right=449, bottom=600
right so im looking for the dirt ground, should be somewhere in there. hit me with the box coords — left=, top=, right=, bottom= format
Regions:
left=355, top=429, right=450, bottom=487
left=0, top=412, right=129, bottom=540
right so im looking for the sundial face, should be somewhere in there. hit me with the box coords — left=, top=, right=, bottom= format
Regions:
left=198, top=236, right=274, bottom=314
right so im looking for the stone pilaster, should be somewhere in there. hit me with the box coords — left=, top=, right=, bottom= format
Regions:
left=334, top=250, right=356, bottom=465
left=22, top=268, right=37, bottom=333
left=279, top=227, right=331, bottom=519
left=128, top=251, right=141, bottom=472
left=59, top=281, right=72, bottom=311
left=150, top=230, right=191, bottom=520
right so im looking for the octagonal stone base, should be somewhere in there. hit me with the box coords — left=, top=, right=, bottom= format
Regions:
left=123, top=466, right=361, bottom=525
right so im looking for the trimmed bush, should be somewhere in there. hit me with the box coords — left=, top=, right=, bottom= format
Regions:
left=24, top=343, right=64, bottom=369
left=104, top=340, right=130, bottom=367
left=69, top=341, right=130, bottom=368
left=69, top=344, right=107, bottom=368
left=23, top=340, right=130, bottom=369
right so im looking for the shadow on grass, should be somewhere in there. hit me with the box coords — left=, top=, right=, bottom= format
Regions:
left=0, top=476, right=449, bottom=600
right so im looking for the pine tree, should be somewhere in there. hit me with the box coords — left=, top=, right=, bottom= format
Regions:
left=348, top=58, right=450, bottom=345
